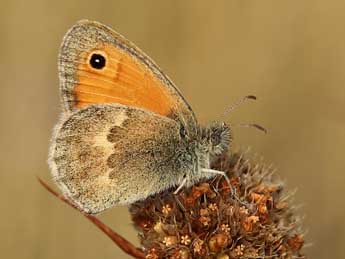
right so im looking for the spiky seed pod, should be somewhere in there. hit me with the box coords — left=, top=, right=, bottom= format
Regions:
left=129, top=152, right=305, bottom=259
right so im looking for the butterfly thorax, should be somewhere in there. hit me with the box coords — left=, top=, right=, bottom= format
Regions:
left=177, top=122, right=231, bottom=186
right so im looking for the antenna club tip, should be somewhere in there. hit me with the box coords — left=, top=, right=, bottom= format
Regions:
left=253, top=124, right=268, bottom=134
left=246, top=95, right=257, bottom=100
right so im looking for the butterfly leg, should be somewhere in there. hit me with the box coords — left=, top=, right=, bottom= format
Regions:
left=201, top=168, right=249, bottom=207
left=174, top=176, right=187, bottom=195
left=201, top=168, right=231, bottom=192
left=173, top=193, right=192, bottom=233
left=172, top=176, right=192, bottom=232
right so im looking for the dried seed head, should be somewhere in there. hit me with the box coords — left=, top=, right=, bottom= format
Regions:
left=288, top=234, right=304, bottom=251
left=170, top=248, right=190, bottom=259
left=153, top=222, right=162, bottom=234
left=129, top=152, right=306, bottom=259
left=217, top=254, right=229, bottom=259
left=242, top=215, right=260, bottom=232
left=208, top=233, right=229, bottom=252
left=208, top=203, right=218, bottom=211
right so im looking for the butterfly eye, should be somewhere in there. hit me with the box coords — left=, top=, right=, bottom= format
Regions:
left=89, top=53, right=106, bottom=69
left=179, top=125, right=187, bottom=139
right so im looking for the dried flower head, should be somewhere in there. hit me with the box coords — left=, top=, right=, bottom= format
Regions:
left=181, top=235, right=191, bottom=245
left=193, top=238, right=205, bottom=255
left=162, top=204, right=172, bottom=215
left=234, top=244, right=245, bottom=256
left=129, top=152, right=305, bottom=259
left=146, top=248, right=159, bottom=259
left=220, top=224, right=230, bottom=234
left=163, top=236, right=178, bottom=247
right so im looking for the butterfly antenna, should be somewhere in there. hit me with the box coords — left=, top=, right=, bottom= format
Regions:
left=233, top=123, right=268, bottom=134
left=222, top=95, right=257, bottom=118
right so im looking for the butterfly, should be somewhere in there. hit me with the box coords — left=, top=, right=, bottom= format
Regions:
left=49, top=20, right=231, bottom=214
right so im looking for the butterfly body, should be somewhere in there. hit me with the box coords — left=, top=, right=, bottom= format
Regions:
left=49, top=20, right=231, bottom=214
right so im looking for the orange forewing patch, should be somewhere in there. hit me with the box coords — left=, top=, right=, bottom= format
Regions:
left=73, top=44, right=176, bottom=117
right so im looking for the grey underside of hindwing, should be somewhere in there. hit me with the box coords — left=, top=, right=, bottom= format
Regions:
left=50, top=104, right=182, bottom=213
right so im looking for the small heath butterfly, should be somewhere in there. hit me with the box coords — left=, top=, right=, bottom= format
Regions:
left=49, top=20, right=231, bottom=214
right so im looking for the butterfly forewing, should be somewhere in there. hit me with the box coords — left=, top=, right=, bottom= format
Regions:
left=59, top=20, right=196, bottom=127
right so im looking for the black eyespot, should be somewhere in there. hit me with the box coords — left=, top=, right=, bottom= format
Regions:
left=89, top=53, right=106, bottom=69
left=179, top=125, right=187, bottom=139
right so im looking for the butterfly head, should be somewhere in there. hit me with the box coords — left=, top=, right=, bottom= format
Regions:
left=174, top=115, right=231, bottom=158
left=170, top=121, right=231, bottom=186
left=201, top=122, right=232, bottom=158
left=174, top=118, right=231, bottom=164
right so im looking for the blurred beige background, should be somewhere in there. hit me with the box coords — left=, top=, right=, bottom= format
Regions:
left=1, top=0, right=344, bottom=258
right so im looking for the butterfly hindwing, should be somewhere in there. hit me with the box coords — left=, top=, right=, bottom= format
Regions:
left=49, top=104, right=189, bottom=214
